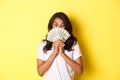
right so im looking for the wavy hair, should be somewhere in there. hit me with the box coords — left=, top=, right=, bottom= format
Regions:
left=43, top=12, right=77, bottom=53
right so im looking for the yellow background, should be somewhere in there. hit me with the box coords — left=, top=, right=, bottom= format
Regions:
left=0, top=0, right=120, bottom=80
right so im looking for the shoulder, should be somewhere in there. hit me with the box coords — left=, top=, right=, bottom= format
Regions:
left=38, top=40, right=47, bottom=47
left=72, top=42, right=80, bottom=49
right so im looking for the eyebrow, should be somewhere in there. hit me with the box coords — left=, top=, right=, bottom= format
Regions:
left=53, top=21, right=58, bottom=24
left=53, top=21, right=64, bottom=25
left=53, top=22, right=57, bottom=23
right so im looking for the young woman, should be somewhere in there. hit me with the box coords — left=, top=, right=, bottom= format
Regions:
left=37, top=12, right=83, bottom=80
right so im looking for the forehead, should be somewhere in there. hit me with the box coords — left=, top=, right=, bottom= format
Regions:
left=53, top=18, right=64, bottom=23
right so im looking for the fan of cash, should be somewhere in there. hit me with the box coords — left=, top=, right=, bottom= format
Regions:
left=47, top=28, right=71, bottom=42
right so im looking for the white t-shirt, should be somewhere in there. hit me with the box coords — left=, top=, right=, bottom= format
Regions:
left=37, top=41, right=82, bottom=80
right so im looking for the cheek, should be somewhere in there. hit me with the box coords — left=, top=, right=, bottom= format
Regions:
left=60, top=26, right=65, bottom=28
left=52, top=26, right=57, bottom=29
left=52, top=25, right=55, bottom=28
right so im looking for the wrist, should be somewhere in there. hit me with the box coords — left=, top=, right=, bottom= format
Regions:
left=60, top=52, right=65, bottom=56
left=53, top=51, right=58, bottom=55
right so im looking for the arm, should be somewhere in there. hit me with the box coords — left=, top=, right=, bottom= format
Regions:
left=37, top=52, right=57, bottom=76
left=60, top=54, right=83, bottom=75
left=58, top=40, right=83, bottom=75
left=37, top=40, right=60, bottom=76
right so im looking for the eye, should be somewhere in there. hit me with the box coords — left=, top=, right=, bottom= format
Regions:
left=60, top=24, right=65, bottom=28
left=53, top=23, right=58, bottom=27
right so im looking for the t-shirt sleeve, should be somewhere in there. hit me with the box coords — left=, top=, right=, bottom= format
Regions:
left=73, top=42, right=82, bottom=60
left=37, top=41, right=46, bottom=61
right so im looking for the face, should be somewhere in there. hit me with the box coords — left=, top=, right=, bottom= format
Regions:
left=52, top=18, right=65, bottom=28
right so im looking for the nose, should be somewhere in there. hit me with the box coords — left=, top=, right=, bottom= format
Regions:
left=57, top=26, right=61, bottom=28
left=56, top=25, right=64, bottom=28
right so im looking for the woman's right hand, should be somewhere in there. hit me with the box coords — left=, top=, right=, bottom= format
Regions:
left=53, top=40, right=62, bottom=55
left=53, top=40, right=59, bottom=55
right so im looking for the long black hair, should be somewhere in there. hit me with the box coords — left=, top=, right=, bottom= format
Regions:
left=43, top=12, right=77, bottom=53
